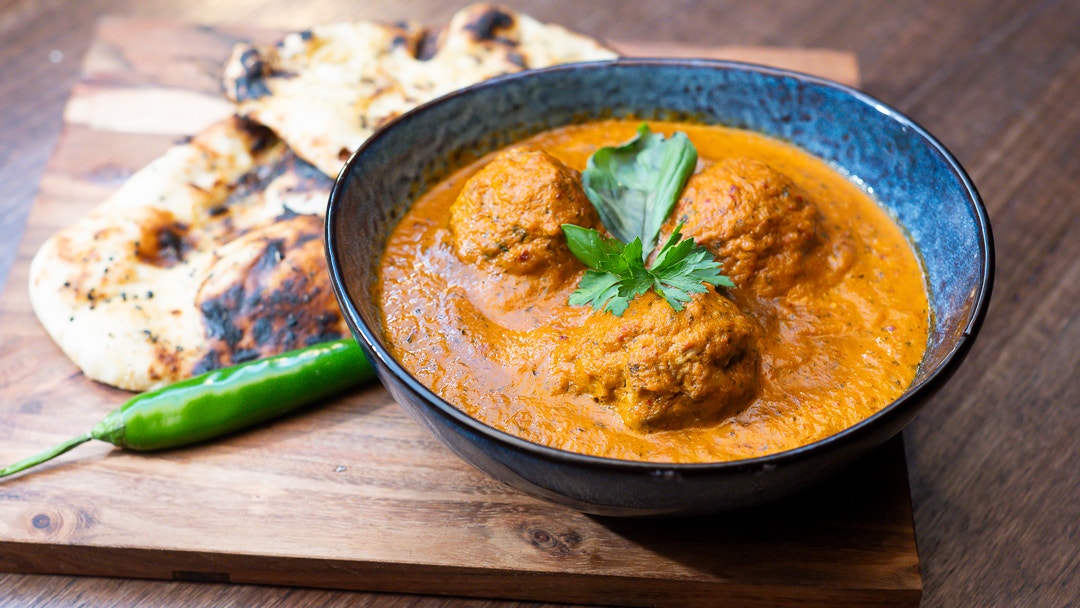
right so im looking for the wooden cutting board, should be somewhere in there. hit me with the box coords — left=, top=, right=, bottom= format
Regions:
left=0, top=16, right=919, bottom=608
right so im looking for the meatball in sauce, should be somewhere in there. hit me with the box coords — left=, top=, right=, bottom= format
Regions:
left=449, top=148, right=598, bottom=278
left=553, top=288, right=759, bottom=432
left=672, top=158, right=825, bottom=298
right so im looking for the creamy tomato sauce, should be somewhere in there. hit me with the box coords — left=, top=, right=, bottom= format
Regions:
left=377, top=120, right=929, bottom=463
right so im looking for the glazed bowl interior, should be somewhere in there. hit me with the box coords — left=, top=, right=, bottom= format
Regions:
left=326, top=59, right=993, bottom=516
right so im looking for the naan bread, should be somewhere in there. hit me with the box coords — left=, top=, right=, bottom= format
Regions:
left=28, top=117, right=344, bottom=391
left=223, top=3, right=619, bottom=177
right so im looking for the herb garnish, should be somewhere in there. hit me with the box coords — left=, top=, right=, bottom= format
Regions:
left=562, top=124, right=733, bottom=316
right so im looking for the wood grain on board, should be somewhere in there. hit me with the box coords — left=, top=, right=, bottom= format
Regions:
left=0, top=16, right=920, bottom=608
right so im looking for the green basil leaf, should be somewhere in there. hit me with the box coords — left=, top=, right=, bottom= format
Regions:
left=581, top=123, right=697, bottom=257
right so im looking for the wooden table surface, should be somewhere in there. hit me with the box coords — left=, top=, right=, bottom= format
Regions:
left=1, top=1, right=1076, bottom=607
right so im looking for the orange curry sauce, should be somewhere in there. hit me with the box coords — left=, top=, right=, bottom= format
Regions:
left=377, top=120, right=929, bottom=463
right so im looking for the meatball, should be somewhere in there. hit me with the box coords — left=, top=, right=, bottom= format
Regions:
left=670, top=158, right=823, bottom=297
left=449, top=148, right=598, bottom=275
left=554, top=289, right=759, bottom=432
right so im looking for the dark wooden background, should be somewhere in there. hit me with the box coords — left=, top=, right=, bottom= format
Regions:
left=1, top=1, right=1076, bottom=607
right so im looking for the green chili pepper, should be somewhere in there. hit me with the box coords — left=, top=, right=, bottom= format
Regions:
left=1, top=338, right=374, bottom=479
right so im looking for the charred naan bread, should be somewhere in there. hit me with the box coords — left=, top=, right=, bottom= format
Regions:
left=28, top=117, right=344, bottom=391
left=223, top=3, right=618, bottom=177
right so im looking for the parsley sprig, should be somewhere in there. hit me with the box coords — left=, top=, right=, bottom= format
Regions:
left=562, top=124, right=733, bottom=316
left=564, top=224, right=733, bottom=316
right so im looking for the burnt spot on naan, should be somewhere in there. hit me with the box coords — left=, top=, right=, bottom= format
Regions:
left=202, top=143, right=332, bottom=240
left=233, top=116, right=279, bottom=155
left=276, top=153, right=331, bottom=194
left=222, top=47, right=303, bottom=103
left=147, top=340, right=187, bottom=385
left=460, top=5, right=517, bottom=42
left=386, top=21, right=429, bottom=56
left=176, top=118, right=282, bottom=211
left=223, top=147, right=330, bottom=208
left=223, top=45, right=276, bottom=102
left=192, top=214, right=346, bottom=374
left=133, top=208, right=193, bottom=268
left=415, top=28, right=443, bottom=60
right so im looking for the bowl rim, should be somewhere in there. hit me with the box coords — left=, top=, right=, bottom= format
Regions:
left=326, top=57, right=995, bottom=473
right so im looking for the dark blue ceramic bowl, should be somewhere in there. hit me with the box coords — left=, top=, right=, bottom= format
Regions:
left=325, top=59, right=994, bottom=516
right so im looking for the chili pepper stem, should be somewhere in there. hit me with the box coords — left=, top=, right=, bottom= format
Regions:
left=0, top=433, right=93, bottom=479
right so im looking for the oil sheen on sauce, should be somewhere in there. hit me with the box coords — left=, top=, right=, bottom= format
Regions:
left=377, top=120, right=929, bottom=463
